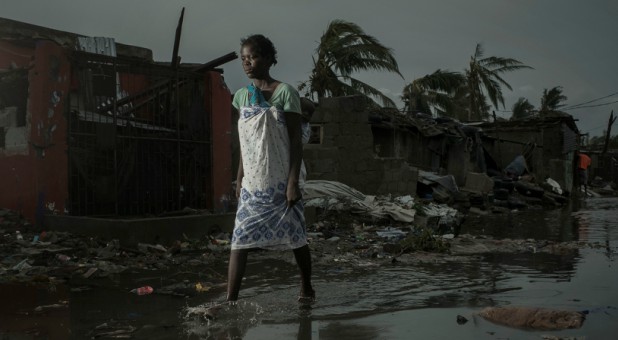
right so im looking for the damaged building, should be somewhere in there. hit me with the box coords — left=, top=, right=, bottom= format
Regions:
left=478, top=112, right=580, bottom=194
left=304, top=95, right=580, bottom=200
left=0, top=17, right=235, bottom=226
left=303, top=95, right=487, bottom=197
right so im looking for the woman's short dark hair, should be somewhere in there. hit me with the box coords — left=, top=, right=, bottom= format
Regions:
left=240, top=34, right=278, bottom=65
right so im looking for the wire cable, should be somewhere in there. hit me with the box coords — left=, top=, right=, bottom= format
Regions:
left=562, top=91, right=618, bottom=110
left=565, top=99, right=618, bottom=110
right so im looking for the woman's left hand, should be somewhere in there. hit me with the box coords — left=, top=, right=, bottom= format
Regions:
left=286, top=181, right=302, bottom=208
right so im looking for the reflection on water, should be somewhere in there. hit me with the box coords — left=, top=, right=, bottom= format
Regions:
left=1, top=197, right=617, bottom=339
left=461, top=203, right=579, bottom=242
left=572, top=197, right=618, bottom=262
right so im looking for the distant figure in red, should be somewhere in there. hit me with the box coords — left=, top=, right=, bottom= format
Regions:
left=576, top=151, right=592, bottom=195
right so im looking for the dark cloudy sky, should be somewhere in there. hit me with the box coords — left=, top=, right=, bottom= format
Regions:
left=2, top=0, right=617, bottom=136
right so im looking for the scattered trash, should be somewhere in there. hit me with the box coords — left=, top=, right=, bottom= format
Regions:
left=479, top=306, right=585, bottom=330
left=303, top=180, right=416, bottom=222
left=195, top=282, right=211, bottom=293
left=544, top=178, right=563, bottom=195
left=11, top=259, right=31, bottom=271
left=138, top=243, right=167, bottom=253
left=130, top=286, right=154, bottom=295
left=56, top=254, right=71, bottom=262
left=504, top=155, right=529, bottom=179
left=34, top=302, right=69, bottom=313
left=82, top=267, right=98, bottom=279
left=456, top=315, right=468, bottom=325
left=375, top=227, right=407, bottom=241
left=15, top=230, right=23, bottom=240
left=91, top=322, right=137, bottom=339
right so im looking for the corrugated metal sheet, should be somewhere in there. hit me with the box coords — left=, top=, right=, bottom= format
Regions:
left=562, top=122, right=577, bottom=154
left=76, top=37, right=117, bottom=56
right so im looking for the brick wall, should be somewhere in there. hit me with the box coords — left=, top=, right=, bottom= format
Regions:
left=304, top=96, right=417, bottom=196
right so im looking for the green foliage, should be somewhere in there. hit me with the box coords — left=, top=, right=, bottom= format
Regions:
left=399, top=227, right=450, bottom=253
left=465, top=43, right=532, bottom=121
left=401, top=43, right=531, bottom=121
left=299, top=20, right=402, bottom=108
left=401, top=69, right=466, bottom=116
left=510, top=97, right=535, bottom=120
left=540, top=86, right=568, bottom=113
left=412, top=203, right=426, bottom=216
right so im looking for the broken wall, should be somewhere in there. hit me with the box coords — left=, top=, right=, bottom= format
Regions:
left=373, top=122, right=477, bottom=187
left=482, top=121, right=577, bottom=193
left=0, top=40, right=71, bottom=224
left=1, top=21, right=233, bottom=224
left=304, top=96, right=417, bottom=196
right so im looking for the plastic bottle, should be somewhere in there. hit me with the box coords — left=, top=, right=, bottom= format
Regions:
left=56, top=254, right=71, bottom=262
left=16, top=231, right=23, bottom=241
left=130, top=286, right=154, bottom=295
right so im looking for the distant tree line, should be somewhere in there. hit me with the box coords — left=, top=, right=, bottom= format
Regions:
left=298, top=19, right=578, bottom=123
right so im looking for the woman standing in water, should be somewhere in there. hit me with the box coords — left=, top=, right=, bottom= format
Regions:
left=227, top=34, right=314, bottom=303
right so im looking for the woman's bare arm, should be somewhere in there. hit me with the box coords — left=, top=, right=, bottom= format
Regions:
left=284, top=111, right=303, bottom=207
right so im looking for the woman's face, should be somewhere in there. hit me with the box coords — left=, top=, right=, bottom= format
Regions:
left=240, top=44, right=271, bottom=79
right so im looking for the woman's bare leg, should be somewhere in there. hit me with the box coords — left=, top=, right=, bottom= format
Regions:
left=293, top=245, right=314, bottom=299
left=226, top=249, right=249, bottom=301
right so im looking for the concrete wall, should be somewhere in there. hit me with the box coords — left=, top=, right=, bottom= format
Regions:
left=373, top=123, right=477, bottom=187
left=483, top=122, right=575, bottom=193
left=205, top=71, right=233, bottom=211
left=304, top=96, right=417, bottom=196
left=0, top=40, right=70, bottom=225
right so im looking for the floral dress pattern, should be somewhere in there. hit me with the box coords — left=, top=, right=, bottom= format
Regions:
left=232, top=84, right=307, bottom=250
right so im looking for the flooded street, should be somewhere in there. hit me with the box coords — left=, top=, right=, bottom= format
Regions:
left=2, top=197, right=617, bottom=339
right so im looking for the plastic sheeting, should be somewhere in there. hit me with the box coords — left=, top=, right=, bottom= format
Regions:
left=303, top=180, right=416, bottom=222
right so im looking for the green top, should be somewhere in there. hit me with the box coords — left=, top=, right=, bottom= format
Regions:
left=232, top=83, right=301, bottom=114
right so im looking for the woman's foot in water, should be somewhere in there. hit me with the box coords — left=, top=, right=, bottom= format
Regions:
left=298, top=287, right=315, bottom=303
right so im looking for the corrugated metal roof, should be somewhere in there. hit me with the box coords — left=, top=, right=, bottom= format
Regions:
left=76, top=37, right=116, bottom=56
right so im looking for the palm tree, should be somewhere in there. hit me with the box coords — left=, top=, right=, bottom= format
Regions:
left=401, top=69, right=466, bottom=116
left=510, top=97, right=535, bottom=120
left=465, top=43, right=532, bottom=121
left=299, top=20, right=402, bottom=107
left=540, top=86, right=568, bottom=113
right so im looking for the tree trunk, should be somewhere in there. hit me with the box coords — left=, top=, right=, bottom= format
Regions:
left=602, top=110, right=616, bottom=154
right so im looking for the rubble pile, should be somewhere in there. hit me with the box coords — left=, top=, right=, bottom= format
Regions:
left=0, top=212, right=231, bottom=287
left=1, top=175, right=610, bottom=287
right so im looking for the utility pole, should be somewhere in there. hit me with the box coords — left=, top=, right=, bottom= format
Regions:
left=602, top=110, right=616, bottom=154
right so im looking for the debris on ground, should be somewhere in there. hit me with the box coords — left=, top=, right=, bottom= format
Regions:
left=0, top=174, right=612, bottom=287
left=479, top=306, right=585, bottom=330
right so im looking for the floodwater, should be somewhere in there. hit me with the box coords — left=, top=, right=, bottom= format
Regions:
left=1, top=197, right=617, bottom=339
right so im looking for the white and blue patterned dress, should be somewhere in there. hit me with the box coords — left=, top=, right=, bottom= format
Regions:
left=232, top=83, right=307, bottom=250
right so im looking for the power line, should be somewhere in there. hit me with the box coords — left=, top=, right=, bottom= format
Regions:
left=565, top=99, right=618, bottom=110
left=563, top=91, right=618, bottom=110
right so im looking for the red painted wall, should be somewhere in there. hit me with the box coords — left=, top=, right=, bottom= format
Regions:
left=0, top=41, right=70, bottom=226
left=0, top=40, right=34, bottom=218
left=205, top=71, right=232, bottom=212
left=1, top=40, right=232, bottom=222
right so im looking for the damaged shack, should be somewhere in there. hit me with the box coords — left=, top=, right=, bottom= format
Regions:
left=303, top=96, right=418, bottom=196
left=0, top=17, right=235, bottom=225
left=478, top=112, right=579, bottom=194
left=303, top=95, right=580, bottom=208
left=303, top=95, right=487, bottom=198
